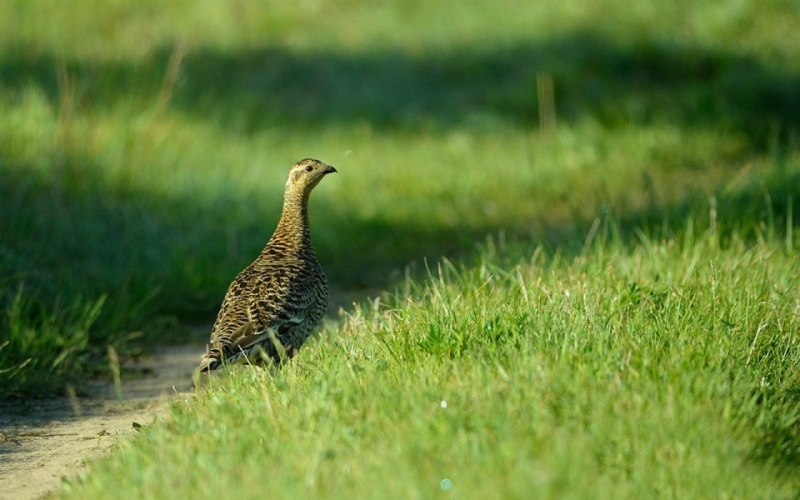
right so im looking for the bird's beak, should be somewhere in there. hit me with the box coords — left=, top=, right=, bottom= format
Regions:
left=324, top=165, right=337, bottom=174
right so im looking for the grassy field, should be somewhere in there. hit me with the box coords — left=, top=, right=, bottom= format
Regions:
left=2, top=0, right=798, bottom=395
left=1, top=0, right=799, bottom=496
left=65, top=230, right=800, bottom=498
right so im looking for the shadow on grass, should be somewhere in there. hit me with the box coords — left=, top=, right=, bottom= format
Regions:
left=2, top=140, right=799, bottom=323
left=2, top=29, right=800, bottom=337
left=750, top=386, right=800, bottom=480
left=2, top=31, right=799, bottom=146
left=0, top=149, right=497, bottom=321
left=1, top=30, right=800, bottom=405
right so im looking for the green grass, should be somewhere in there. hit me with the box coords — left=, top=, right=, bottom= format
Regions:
left=0, top=290, right=105, bottom=396
left=0, top=0, right=799, bottom=495
left=65, top=224, right=800, bottom=498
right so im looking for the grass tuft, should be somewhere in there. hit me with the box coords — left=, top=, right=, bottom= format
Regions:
left=0, top=289, right=105, bottom=397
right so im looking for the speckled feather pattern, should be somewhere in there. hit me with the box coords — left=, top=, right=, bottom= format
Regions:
left=199, top=159, right=335, bottom=372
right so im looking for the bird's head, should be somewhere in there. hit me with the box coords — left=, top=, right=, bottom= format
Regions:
left=286, top=158, right=337, bottom=195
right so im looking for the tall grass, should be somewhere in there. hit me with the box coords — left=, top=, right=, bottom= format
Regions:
left=63, top=212, right=800, bottom=498
left=0, top=290, right=105, bottom=396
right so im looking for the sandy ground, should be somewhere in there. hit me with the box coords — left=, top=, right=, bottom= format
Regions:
left=0, top=344, right=205, bottom=500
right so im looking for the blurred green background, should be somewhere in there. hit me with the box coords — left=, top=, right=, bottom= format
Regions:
left=1, top=0, right=799, bottom=395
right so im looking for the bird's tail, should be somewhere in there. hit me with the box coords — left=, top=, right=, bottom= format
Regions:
left=198, top=349, right=222, bottom=372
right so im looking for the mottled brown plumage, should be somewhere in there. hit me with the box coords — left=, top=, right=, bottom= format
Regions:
left=198, top=158, right=336, bottom=372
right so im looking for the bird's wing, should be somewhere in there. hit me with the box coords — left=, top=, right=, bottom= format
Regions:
left=252, top=257, right=322, bottom=324
left=229, top=320, right=255, bottom=341
left=208, top=266, right=257, bottom=345
left=230, top=316, right=307, bottom=351
left=207, top=257, right=322, bottom=359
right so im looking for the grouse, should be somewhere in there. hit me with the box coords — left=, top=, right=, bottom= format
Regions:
left=198, top=158, right=336, bottom=372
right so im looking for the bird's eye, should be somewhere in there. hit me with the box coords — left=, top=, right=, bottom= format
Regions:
left=305, top=165, right=314, bottom=172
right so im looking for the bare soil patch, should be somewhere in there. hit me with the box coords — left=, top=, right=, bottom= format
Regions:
left=0, top=344, right=204, bottom=500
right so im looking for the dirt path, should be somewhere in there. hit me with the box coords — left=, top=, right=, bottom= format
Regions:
left=0, top=344, right=204, bottom=500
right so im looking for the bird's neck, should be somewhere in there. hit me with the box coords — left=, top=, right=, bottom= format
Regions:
left=269, top=189, right=313, bottom=253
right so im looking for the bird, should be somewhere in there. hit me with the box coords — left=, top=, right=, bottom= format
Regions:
left=198, top=158, right=337, bottom=372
